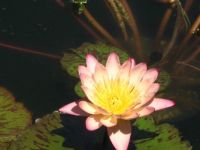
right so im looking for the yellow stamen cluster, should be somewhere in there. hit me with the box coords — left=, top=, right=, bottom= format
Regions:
left=94, top=78, right=140, bottom=115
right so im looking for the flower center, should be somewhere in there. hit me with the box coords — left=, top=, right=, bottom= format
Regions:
left=94, top=78, right=140, bottom=115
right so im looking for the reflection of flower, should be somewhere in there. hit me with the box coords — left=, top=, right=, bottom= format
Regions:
left=59, top=53, right=175, bottom=150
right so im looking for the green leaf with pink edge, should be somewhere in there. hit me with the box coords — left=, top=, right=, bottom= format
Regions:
left=133, top=116, right=192, bottom=150
left=61, top=42, right=129, bottom=77
left=0, top=87, right=32, bottom=148
left=8, top=111, right=73, bottom=150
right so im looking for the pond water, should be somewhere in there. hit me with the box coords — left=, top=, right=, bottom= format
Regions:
left=0, top=0, right=199, bottom=149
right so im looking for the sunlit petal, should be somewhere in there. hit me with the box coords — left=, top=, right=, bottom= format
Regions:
left=142, top=68, right=158, bottom=83
left=78, top=65, right=92, bottom=77
left=100, top=116, right=117, bottom=127
left=108, top=120, right=131, bottom=150
left=59, top=101, right=88, bottom=116
left=79, top=101, right=100, bottom=114
left=86, top=54, right=98, bottom=73
left=129, top=63, right=147, bottom=86
left=148, top=83, right=160, bottom=94
left=93, top=62, right=108, bottom=83
left=149, top=98, right=175, bottom=111
left=130, top=58, right=136, bottom=69
left=79, top=73, right=94, bottom=89
left=106, top=52, right=120, bottom=79
left=86, top=115, right=102, bottom=131
left=137, top=68, right=159, bottom=94
left=121, top=111, right=139, bottom=120
left=119, top=58, right=132, bottom=82
left=81, top=86, right=97, bottom=104
left=134, top=83, right=160, bottom=109
left=138, top=106, right=155, bottom=117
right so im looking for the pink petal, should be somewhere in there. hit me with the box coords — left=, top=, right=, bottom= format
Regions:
left=79, top=73, right=94, bottom=89
left=106, top=52, right=120, bottom=79
left=121, top=111, right=139, bottom=120
left=142, top=68, right=158, bottom=83
left=121, top=58, right=135, bottom=69
left=78, top=65, right=92, bottom=77
left=121, top=58, right=132, bottom=69
left=149, top=98, right=175, bottom=111
left=130, top=58, right=136, bottom=69
left=93, top=62, right=108, bottom=83
left=118, top=59, right=132, bottom=82
left=79, top=101, right=99, bottom=114
left=138, top=106, right=155, bottom=117
left=59, top=101, right=88, bottom=116
left=86, top=54, right=98, bottom=73
left=143, top=83, right=160, bottom=101
left=134, top=83, right=160, bottom=109
left=107, top=120, right=131, bottom=150
left=100, top=116, right=117, bottom=127
left=129, top=63, right=147, bottom=86
left=85, top=115, right=102, bottom=131
left=148, top=83, right=160, bottom=94
left=136, top=68, right=158, bottom=94
left=81, top=86, right=96, bottom=104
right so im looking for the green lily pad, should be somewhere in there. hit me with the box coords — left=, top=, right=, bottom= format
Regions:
left=74, top=82, right=85, bottom=98
left=134, top=116, right=192, bottom=150
left=61, top=42, right=129, bottom=77
left=9, top=111, right=73, bottom=150
left=0, top=87, right=32, bottom=147
left=156, top=70, right=171, bottom=92
left=61, top=53, right=85, bottom=78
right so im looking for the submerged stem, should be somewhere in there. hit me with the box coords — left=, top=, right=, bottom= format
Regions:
left=119, top=0, right=144, bottom=60
left=73, top=14, right=103, bottom=41
left=0, top=42, right=62, bottom=60
left=176, top=61, right=200, bottom=72
left=105, top=0, right=128, bottom=41
left=183, top=0, right=193, bottom=12
left=83, top=8, right=122, bottom=48
left=161, top=0, right=182, bottom=60
left=154, top=6, right=174, bottom=51
left=175, top=47, right=200, bottom=74
left=178, top=15, right=200, bottom=50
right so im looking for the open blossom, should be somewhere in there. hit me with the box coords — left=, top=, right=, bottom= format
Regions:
left=59, top=53, right=175, bottom=150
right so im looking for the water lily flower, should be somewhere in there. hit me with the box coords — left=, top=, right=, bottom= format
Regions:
left=59, top=53, right=175, bottom=150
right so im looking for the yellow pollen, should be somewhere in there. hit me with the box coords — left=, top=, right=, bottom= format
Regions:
left=93, top=78, right=140, bottom=115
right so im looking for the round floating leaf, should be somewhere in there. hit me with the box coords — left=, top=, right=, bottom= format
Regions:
left=0, top=87, right=32, bottom=146
left=61, top=53, right=85, bottom=78
left=74, top=82, right=85, bottom=98
left=9, top=111, right=73, bottom=150
left=134, top=116, right=192, bottom=150
left=61, top=42, right=129, bottom=77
